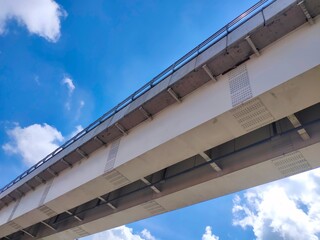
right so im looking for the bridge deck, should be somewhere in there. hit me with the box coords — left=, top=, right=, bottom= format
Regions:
left=1, top=0, right=320, bottom=239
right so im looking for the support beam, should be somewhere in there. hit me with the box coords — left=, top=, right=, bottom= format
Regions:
left=97, top=196, right=107, bottom=203
left=94, top=136, right=106, bottom=146
left=21, top=229, right=35, bottom=238
left=73, top=215, right=83, bottom=222
left=15, top=189, right=24, bottom=197
left=7, top=194, right=16, bottom=202
left=61, top=158, right=72, bottom=168
left=298, top=1, right=314, bottom=25
left=24, top=182, right=34, bottom=191
left=139, top=106, right=153, bottom=121
left=287, top=114, right=302, bottom=128
left=0, top=199, right=6, bottom=206
left=115, top=123, right=128, bottom=136
left=202, top=64, right=217, bottom=82
left=47, top=167, right=58, bottom=177
left=167, top=88, right=181, bottom=103
left=107, top=203, right=117, bottom=210
left=297, top=128, right=311, bottom=141
left=66, top=210, right=83, bottom=222
left=76, top=148, right=88, bottom=159
left=140, top=178, right=161, bottom=193
left=40, top=221, right=56, bottom=231
left=34, top=176, right=45, bottom=184
left=199, top=152, right=222, bottom=172
left=287, top=114, right=310, bottom=140
left=245, top=36, right=260, bottom=56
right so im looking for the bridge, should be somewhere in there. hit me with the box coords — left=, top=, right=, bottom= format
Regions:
left=1, top=0, right=320, bottom=239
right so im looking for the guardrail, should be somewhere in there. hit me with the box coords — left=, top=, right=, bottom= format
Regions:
left=0, top=0, right=276, bottom=194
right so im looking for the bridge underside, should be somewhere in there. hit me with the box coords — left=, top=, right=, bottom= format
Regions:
left=1, top=1, right=320, bottom=239
left=5, top=64, right=320, bottom=239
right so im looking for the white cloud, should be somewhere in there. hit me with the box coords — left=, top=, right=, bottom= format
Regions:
left=75, top=100, right=85, bottom=120
left=0, top=0, right=66, bottom=42
left=87, top=225, right=156, bottom=240
left=63, top=76, right=75, bottom=95
left=68, top=125, right=84, bottom=139
left=232, top=168, right=320, bottom=240
left=141, top=229, right=156, bottom=240
left=202, top=226, right=219, bottom=240
left=2, top=123, right=64, bottom=166
left=62, top=76, right=76, bottom=110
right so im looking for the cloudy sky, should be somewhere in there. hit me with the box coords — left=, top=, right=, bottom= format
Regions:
left=0, top=0, right=319, bottom=239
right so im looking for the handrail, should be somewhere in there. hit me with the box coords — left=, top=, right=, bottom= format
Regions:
left=0, top=0, right=276, bottom=194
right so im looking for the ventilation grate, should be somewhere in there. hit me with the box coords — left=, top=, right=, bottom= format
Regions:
left=231, top=98, right=274, bottom=132
left=229, top=64, right=252, bottom=106
left=103, top=170, right=130, bottom=188
left=272, top=151, right=311, bottom=177
left=38, top=205, right=57, bottom=217
left=72, top=226, right=89, bottom=237
left=8, top=221, right=22, bottom=230
left=105, top=139, right=121, bottom=172
left=141, top=200, right=166, bottom=215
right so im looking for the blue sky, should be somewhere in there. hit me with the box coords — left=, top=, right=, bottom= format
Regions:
left=0, top=0, right=320, bottom=239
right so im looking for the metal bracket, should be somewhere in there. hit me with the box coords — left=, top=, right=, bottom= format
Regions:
left=24, top=182, right=35, bottom=191
left=21, top=229, right=36, bottom=238
left=15, top=189, right=24, bottom=197
left=202, top=64, right=217, bottom=82
left=139, top=106, right=153, bottom=121
left=115, top=123, right=128, bottom=136
left=167, top=88, right=181, bottom=103
left=96, top=196, right=106, bottom=204
left=76, top=148, right=88, bottom=159
left=298, top=1, right=314, bottom=25
left=0, top=199, right=8, bottom=207
left=94, top=136, right=106, bottom=146
left=66, top=210, right=83, bottom=221
left=107, top=202, right=117, bottom=210
left=287, top=114, right=310, bottom=140
left=61, top=158, right=73, bottom=168
left=245, top=36, right=260, bottom=56
left=199, top=152, right=222, bottom=172
left=141, top=178, right=161, bottom=193
left=34, top=176, right=46, bottom=184
left=47, top=167, right=58, bottom=177
left=7, top=194, right=16, bottom=202
left=41, top=221, right=56, bottom=231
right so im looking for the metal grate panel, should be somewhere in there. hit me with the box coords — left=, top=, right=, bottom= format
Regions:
left=231, top=98, right=274, bottom=132
left=8, top=221, right=22, bottom=230
left=103, top=170, right=130, bottom=188
left=105, top=139, right=121, bottom=172
left=141, top=200, right=166, bottom=215
left=229, top=64, right=253, bottom=106
left=37, top=205, right=57, bottom=217
left=272, top=151, right=311, bottom=177
left=72, top=226, right=89, bottom=237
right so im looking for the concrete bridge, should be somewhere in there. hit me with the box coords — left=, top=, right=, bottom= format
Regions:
left=1, top=0, right=320, bottom=239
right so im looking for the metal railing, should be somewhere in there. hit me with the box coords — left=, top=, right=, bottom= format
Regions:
left=0, top=0, right=276, bottom=195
